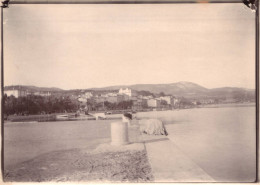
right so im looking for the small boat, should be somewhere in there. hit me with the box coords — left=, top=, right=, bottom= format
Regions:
left=89, top=113, right=107, bottom=120
left=56, top=114, right=69, bottom=120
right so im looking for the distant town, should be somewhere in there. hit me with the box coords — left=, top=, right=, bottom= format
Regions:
left=3, top=82, right=255, bottom=117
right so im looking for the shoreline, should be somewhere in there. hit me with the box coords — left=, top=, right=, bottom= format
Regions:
left=4, top=102, right=255, bottom=124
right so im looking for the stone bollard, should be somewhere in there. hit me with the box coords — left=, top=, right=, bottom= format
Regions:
left=111, top=122, right=129, bottom=146
left=122, top=115, right=131, bottom=127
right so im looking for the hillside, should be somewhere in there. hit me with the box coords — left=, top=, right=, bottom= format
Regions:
left=90, top=82, right=208, bottom=95
left=208, top=87, right=255, bottom=100
left=132, top=82, right=208, bottom=95
left=4, top=85, right=64, bottom=92
left=4, top=82, right=255, bottom=101
left=89, top=81, right=255, bottom=100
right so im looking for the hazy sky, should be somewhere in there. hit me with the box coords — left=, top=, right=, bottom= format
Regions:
left=4, top=3, right=255, bottom=90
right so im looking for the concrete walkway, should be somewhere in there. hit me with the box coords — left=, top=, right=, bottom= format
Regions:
left=142, top=134, right=215, bottom=182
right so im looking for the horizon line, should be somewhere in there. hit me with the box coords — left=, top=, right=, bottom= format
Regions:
left=3, top=81, right=256, bottom=91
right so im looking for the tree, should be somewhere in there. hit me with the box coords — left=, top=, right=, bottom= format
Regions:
left=3, top=95, right=79, bottom=115
left=159, top=92, right=166, bottom=97
left=161, top=100, right=168, bottom=106
left=137, top=90, right=154, bottom=97
left=179, top=98, right=193, bottom=108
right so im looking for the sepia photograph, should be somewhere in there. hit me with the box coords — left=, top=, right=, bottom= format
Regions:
left=2, top=0, right=258, bottom=183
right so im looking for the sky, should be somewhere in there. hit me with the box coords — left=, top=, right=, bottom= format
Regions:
left=3, top=3, right=256, bottom=90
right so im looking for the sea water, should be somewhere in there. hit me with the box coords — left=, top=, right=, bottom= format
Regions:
left=137, top=104, right=256, bottom=182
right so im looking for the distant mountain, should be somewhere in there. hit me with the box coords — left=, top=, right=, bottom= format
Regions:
left=89, top=81, right=255, bottom=99
left=90, top=81, right=209, bottom=97
left=4, top=85, right=64, bottom=92
left=4, top=82, right=255, bottom=100
left=208, top=87, right=255, bottom=99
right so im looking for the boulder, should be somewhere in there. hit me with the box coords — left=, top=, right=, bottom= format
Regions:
left=139, top=119, right=168, bottom=135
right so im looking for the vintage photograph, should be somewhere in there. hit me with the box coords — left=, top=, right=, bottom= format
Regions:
left=2, top=0, right=257, bottom=183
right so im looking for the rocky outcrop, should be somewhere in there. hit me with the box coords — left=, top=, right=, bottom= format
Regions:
left=139, top=119, right=168, bottom=136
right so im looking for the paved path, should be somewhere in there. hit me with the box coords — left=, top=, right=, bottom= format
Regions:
left=142, top=134, right=215, bottom=182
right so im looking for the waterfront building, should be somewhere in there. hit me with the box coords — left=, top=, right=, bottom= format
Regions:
left=4, top=89, right=27, bottom=98
left=147, top=99, right=161, bottom=108
left=172, top=97, right=179, bottom=106
left=132, top=98, right=147, bottom=110
left=33, top=91, right=51, bottom=96
left=118, top=88, right=137, bottom=97
left=4, top=86, right=52, bottom=97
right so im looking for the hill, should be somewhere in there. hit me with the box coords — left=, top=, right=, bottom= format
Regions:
left=4, top=82, right=255, bottom=101
left=89, top=81, right=255, bottom=100
left=208, top=87, right=255, bottom=100
left=4, top=85, right=64, bottom=92
left=90, top=81, right=208, bottom=95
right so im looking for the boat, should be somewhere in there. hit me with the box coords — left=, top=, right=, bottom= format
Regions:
left=56, top=114, right=69, bottom=121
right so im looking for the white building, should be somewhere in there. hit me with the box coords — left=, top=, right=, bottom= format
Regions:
left=142, top=95, right=153, bottom=100
left=78, top=97, right=87, bottom=103
left=147, top=99, right=161, bottom=108
left=118, top=88, right=137, bottom=97
left=102, top=92, right=117, bottom=97
left=33, top=91, right=51, bottom=96
left=4, top=89, right=27, bottom=98
left=4, top=88, right=51, bottom=98
left=84, top=92, right=93, bottom=99
left=4, top=89, right=19, bottom=98
left=171, top=97, right=179, bottom=106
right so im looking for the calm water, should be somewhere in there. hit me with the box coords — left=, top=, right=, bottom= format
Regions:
left=5, top=104, right=256, bottom=182
left=4, top=120, right=112, bottom=168
left=137, top=105, right=256, bottom=182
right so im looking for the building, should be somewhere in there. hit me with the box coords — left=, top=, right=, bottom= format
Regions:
left=95, top=96, right=106, bottom=104
left=4, top=86, right=52, bottom=98
left=142, top=95, right=153, bottom=100
left=84, top=92, right=93, bottom=99
left=4, top=89, right=27, bottom=98
left=117, top=95, right=125, bottom=102
left=106, top=93, right=117, bottom=97
left=130, top=96, right=138, bottom=101
left=160, top=96, right=173, bottom=105
left=120, top=94, right=131, bottom=101
left=191, top=100, right=198, bottom=105
left=118, top=88, right=137, bottom=97
left=133, top=99, right=147, bottom=110
left=172, top=97, right=179, bottom=106
left=78, top=97, right=87, bottom=103
left=106, top=96, right=118, bottom=103
left=33, top=91, right=51, bottom=97
left=147, top=99, right=161, bottom=108
left=200, top=99, right=215, bottom=104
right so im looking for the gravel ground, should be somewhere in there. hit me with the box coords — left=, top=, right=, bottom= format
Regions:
left=4, top=120, right=153, bottom=182
left=4, top=147, right=153, bottom=182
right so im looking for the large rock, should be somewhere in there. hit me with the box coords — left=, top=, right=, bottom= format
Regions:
left=139, top=119, right=168, bottom=135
